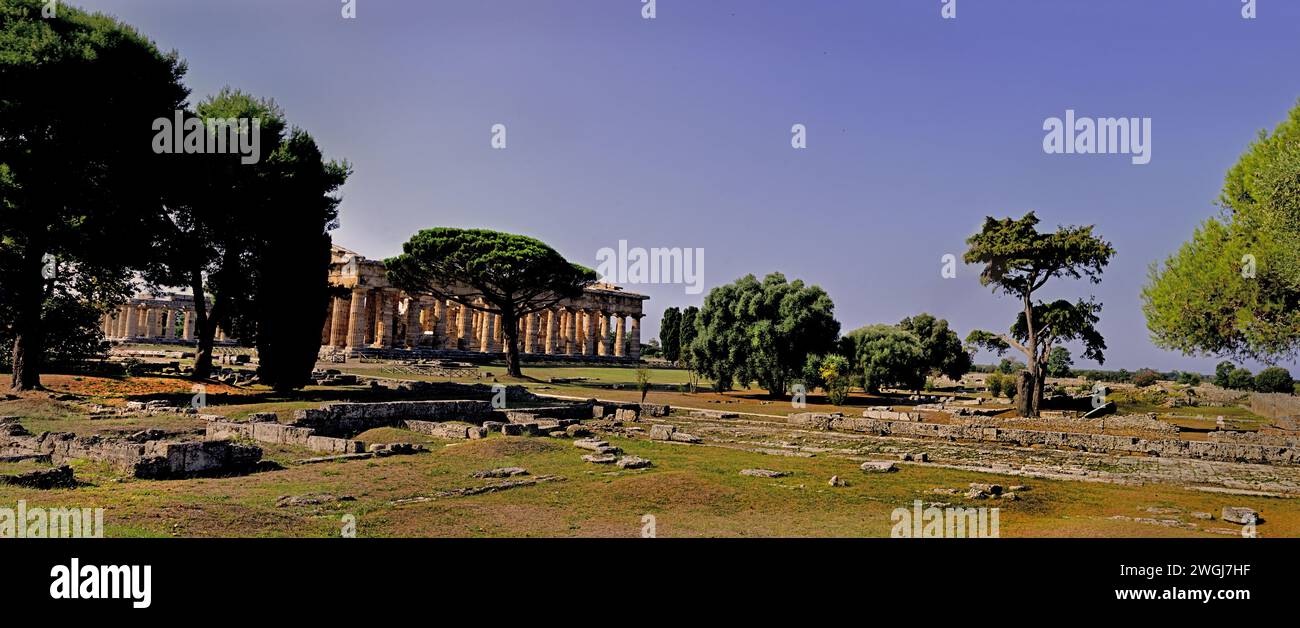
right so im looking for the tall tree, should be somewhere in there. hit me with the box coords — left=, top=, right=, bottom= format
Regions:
left=251, top=130, right=349, bottom=391
left=688, top=273, right=839, bottom=395
left=898, top=313, right=972, bottom=381
left=0, top=1, right=189, bottom=389
left=679, top=305, right=700, bottom=391
left=1144, top=100, right=1300, bottom=362
left=144, top=89, right=349, bottom=385
left=964, top=212, right=1114, bottom=417
left=385, top=228, right=596, bottom=377
left=660, top=306, right=682, bottom=363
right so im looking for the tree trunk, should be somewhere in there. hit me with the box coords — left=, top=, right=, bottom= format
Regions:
left=189, top=270, right=216, bottom=381
left=1021, top=295, right=1041, bottom=418
left=10, top=251, right=46, bottom=391
left=1015, top=370, right=1035, bottom=417
left=501, top=312, right=522, bottom=378
left=1033, top=368, right=1046, bottom=415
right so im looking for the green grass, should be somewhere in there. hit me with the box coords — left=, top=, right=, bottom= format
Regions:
left=1, top=431, right=1294, bottom=538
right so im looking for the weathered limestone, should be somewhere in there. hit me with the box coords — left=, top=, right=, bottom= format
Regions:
left=346, top=287, right=367, bottom=349
left=613, top=314, right=626, bottom=357
left=629, top=315, right=642, bottom=359
left=820, top=415, right=1300, bottom=466
left=565, top=307, right=578, bottom=355
left=2, top=423, right=261, bottom=479
left=330, top=295, right=350, bottom=347
left=596, top=310, right=609, bottom=356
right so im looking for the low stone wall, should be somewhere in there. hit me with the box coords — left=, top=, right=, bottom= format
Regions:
left=291, top=400, right=494, bottom=436
left=862, top=409, right=921, bottom=421
left=205, top=420, right=365, bottom=454
left=815, top=416, right=1297, bottom=466
left=958, top=412, right=1181, bottom=436
left=1, top=424, right=261, bottom=479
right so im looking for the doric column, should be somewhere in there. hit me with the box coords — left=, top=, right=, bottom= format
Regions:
left=405, top=297, right=422, bottom=348
left=629, top=315, right=642, bottom=359
left=453, top=303, right=467, bottom=350
left=346, top=287, right=367, bottom=349
left=125, top=305, right=140, bottom=338
left=613, top=314, right=626, bottom=357
left=327, top=296, right=347, bottom=347
left=597, top=311, right=608, bottom=356
left=583, top=309, right=597, bottom=355
left=162, top=310, right=175, bottom=339
left=565, top=307, right=578, bottom=355
left=430, top=299, right=445, bottom=349
left=524, top=312, right=537, bottom=353
left=479, top=312, right=494, bottom=353
left=183, top=310, right=195, bottom=341
left=544, top=309, right=557, bottom=354
left=371, top=290, right=395, bottom=349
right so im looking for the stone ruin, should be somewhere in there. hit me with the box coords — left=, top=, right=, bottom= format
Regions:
left=203, top=386, right=657, bottom=458
left=787, top=412, right=1298, bottom=466
left=0, top=419, right=262, bottom=480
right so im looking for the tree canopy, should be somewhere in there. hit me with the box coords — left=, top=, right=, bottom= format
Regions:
left=844, top=324, right=927, bottom=393
left=385, top=228, right=596, bottom=377
left=659, top=306, right=682, bottom=363
left=687, top=273, right=839, bottom=395
left=1144, top=99, right=1300, bottom=363
left=898, top=313, right=972, bottom=381
left=0, top=0, right=189, bottom=389
left=143, top=89, right=349, bottom=386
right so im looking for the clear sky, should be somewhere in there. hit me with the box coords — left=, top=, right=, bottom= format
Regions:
left=80, top=0, right=1300, bottom=374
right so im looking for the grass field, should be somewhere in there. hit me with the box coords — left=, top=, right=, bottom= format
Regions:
left=2, top=429, right=1291, bottom=537
left=1, top=361, right=1293, bottom=538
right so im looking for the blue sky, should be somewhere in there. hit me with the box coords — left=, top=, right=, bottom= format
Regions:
left=82, top=0, right=1300, bottom=373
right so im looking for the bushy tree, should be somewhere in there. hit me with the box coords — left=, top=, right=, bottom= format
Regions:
left=987, top=372, right=1005, bottom=397
left=659, top=307, right=682, bottom=363
left=802, top=353, right=851, bottom=405
left=995, top=358, right=1026, bottom=375
left=1132, top=368, right=1160, bottom=387
left=898, top=313, right=972, bottom=381
left=1144, top=100, right=1300, bottom=362
left=1046, top=346, right=1073, bottom=377
left=964, top=212, right=1114, bottom=417
left=0, top=1, right=189, bottom=389
left=1254, top=367, right=1295, bottom=394
left=688, top=273, right=839, bottom=395
left=1214, top=361, right=1236, bottom=388
left=387, top=229, right=596, bottom=377
left=845, top=324, right=927, bottom=394
left=1227, top=367, right=1255, bottom=391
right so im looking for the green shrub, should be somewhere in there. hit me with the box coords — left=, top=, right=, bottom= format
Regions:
left=1255, top=367, right=1295, bottom=394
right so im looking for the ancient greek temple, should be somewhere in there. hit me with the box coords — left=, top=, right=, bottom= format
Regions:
left=322, top=246, right=649, bottom=361
left=99, top=293, right=235, bottom=343
left=101, top=245, right=650, bottom=362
